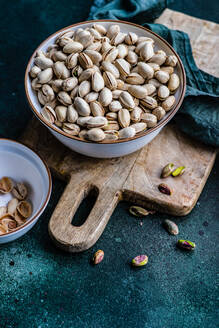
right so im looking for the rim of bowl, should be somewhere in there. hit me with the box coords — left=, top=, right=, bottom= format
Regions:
left=24, top=19, right=186, bottom=144
left=0, top=138, right=52, bottom=237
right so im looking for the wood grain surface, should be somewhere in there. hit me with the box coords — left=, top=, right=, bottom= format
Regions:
left=20, top=9, right=217, bottom=252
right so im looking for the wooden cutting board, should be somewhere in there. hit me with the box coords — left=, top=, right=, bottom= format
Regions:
left=20, top=10, right=217, bottom=252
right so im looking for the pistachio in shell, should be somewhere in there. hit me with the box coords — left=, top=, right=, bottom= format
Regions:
left=12, top=183, right=28, bottom=200
left=0, top=177, right=13, bottom=194
left=92, top=250, right=104, bottom=264
left=16, top=201, right=32, bottom=219
left=161, top=163, right=175, bottom=178
left=14, top=209, right=26, bottom=226
left=132, top=255, right=148, bottom=267
left=129, top=206, right=155, bottom=217
left=0, top=214, right=17, bottom=232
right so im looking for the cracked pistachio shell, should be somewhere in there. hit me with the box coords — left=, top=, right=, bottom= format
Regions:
left=88, top=28, right=102, bottom=40
left=62, top=123, right=80, bottom=136
left=106, top=24, right=120, bottom=39
left=0, top=177, right=13, bottom=194
left=111, top=32, right=126, bottom=46
left=99, top=87, right=112, bottom=107
left=161, top=163, right=175, bottom=178
left=85, top=128, right=105, bottom=142
left=67, top=105, right=78, bottom=123
left=118, top=108, right=131, bottom=128
left=118, top=127, right=136, bottom=139
left=34, top=56, right=53, bottom=69
left=101, top=61, right=120, bottom=79
left=168, top=73, right=180, bottom=92
left=7, top=198, right=19, bottom=215
left=103, top=121, right=120, bottom=131
left=138, top=62, right=154, bottom=79
left=74, top=97, right=91, bottom=116
left=92, top=24, right=107, bottom=35
left=57, top=91, right=72, bottom=106
left=126, top=73, right=144, bottom=85
left=17, top=201, right=32, bottom=218
left=86, top=41, right=102, bottom=52
left=163, top=219, right=179, bottom=235
left=41, top=105, right=57, bottom=123
left=84, top=92, right=99, bottom=103
left=66, top=53, right=79, bottom=69
left=140, top=96, right=157, bottom=110
left=41, top=84, right=55, bottom=101
left=84, top=50, right=102, bottom=65
left=130, top=107, right=143, bottom=123
left=112, top=89, right=123, bottom=99
left=86, top=116, right=108, bottom=129
left=131, top=122, right=147, bottom=133
left=103, top=71, right=117, bottom=90
left=149, top=51, right=167, bottom=65
left=62, top=77, right=78, bottom=92
left=109, top=100, right=122, bottom=112
left=78, top=53, right=93, bottom=69
left=78, top=80, right=91, bottom=97
left=31, top=78, right=41, bottom=90
left=140, top=42, right=154, bottom=61
left=154, top=70, right=170, bottom=84
left=102, top=47, right=119, bottom=62
left=92, top=71, right=105, bottom=92
left=30, top=65, right=41, bottom=78
left=160, top=66, right=174, bottom=75
left=72, top=65, right=83, bottom=79
left=90, top=101, right=105, bottom=117
left=37, top=68, right=53, bottom=84
left=162, top=96, right=176, bottom=112
left=125, top=32, right=138, bottom=45
left=132, top=255, right=148, bottom=267
left=75, top=30, right=94, bottom=47
left=152, top=107, right=166, bottom=121
left=63, top=41, right=83, bottom=54
left=58, top=36, right=74, bottom=47
left=141, top=113, right=157, bottom=127
left=115, top=58, right=130, bottom=77
left=147, top=62, right=160, bottom=72
left=53, top=61, right=70, bottom=79
left=165, top=55, right=178, bottom=67
left=119, top=91, right=135, bottom=110
left=126, top=50, right=138, bottom=65
left=104, top=130, right=119, bottom=141
left=55, top=106, right=67, bottom=122
left=106, top=112, right=118, bottom=121
left=0, top=206, right=7, bottom=217
left=128, top=85, right=148, bottom=99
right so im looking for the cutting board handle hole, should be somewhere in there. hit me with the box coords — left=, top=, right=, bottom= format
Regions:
left=71, top=186, right=99, bottom=227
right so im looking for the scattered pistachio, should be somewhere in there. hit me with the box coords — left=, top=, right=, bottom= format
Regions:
left=163, top=219, right=179, bottom=235
left=177, top=240, right=196, bottom=251
left=172, top=166, right=185, bottom=177
left=158, top=183, right=172, bottom=195
left=129, top=206, right=155, bottom=217
left=92, top=250, right=104, bottom=264
left=161, top=163, right=174, bottom=178
left=132, top=255, right=148, bottom=267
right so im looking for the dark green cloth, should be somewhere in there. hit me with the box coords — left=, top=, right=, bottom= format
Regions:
left=89, top=0, right=219, bottom=146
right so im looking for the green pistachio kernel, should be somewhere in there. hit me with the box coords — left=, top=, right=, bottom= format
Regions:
left=172, top=166, right=185, bottom=177
left=132, top=254, right=148, bottom=267
left=177, top=240, right=196, bottom=250
left=161, top=163, right=175, bottom=178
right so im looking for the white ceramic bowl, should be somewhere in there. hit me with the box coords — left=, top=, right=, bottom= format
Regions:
left=25, top=20, right=186, bottom=158
left=0, top=139, right=52, bottom=244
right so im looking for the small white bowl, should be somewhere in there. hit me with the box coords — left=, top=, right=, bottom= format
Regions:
left=0, top=139, right=52, bottom=244
left=25, top=20, right=186, bottom=158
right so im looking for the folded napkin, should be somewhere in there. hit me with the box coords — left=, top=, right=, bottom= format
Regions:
left=89, top=0, right=219, bottom=146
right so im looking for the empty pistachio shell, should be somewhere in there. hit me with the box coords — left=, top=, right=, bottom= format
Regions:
left=152, top=107, right=166, bottom=121
left=92, top=250, right=104, bottom=264
left=12, top=183, right=27, bottom=200
left=0, top=206, right=7, bottom=217
left=132, top=255, right=148, bottom=267
left=17, top=201, right=32, bottom=218
left=161, top=163, right=175, bottom=178
left=0, top=177, right=13, bottom=194
left=172, top=166, right=185, bottom=177
left=129, top=206, right=153, bottom=217
left=0, top=214, right=17, bottom=232
left=163, top=219, right=179, bottom=235
left=14, top=209, right=26, bottom=226
left=177, top=240, right=195, bottom=250
left=158, top=183, right=172, bottom=195
left=7, top=198, right=19, bottom=215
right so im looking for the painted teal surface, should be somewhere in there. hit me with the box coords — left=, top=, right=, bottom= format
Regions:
left=0, top=1, right=218, bottom=327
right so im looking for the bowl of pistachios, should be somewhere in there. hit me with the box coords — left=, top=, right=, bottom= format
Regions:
left=0, top=139, right=52, bottom=244
left=25, top=20, right=186, bottom=158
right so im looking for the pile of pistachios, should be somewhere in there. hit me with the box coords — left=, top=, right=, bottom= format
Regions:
left=29, top=23, right=180, bottom=142
left=0, top=177, right=32, bottom=235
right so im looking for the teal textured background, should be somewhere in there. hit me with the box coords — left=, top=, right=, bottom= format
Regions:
left=0, top=1, right=218, bottom=327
